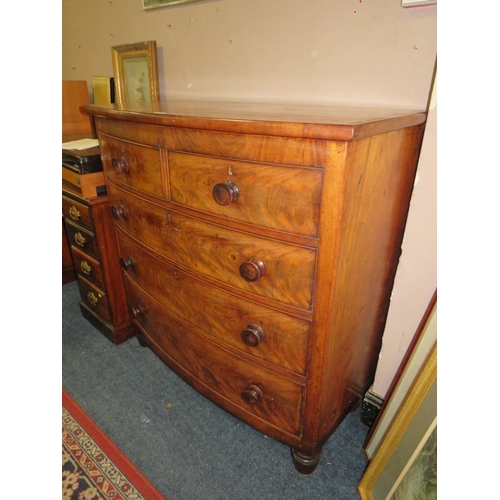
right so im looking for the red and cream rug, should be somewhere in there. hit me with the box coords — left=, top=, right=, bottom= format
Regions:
left=62, top=390, right=166, bottom=499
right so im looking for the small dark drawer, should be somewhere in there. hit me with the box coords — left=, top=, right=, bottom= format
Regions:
left=71, top=246, right=105, bottom=291
left=62, top=196, right=93, bottom=231
left=64, top=220, right=99, bottom=261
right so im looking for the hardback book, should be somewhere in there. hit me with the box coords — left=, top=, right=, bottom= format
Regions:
left=92, top=76, right=115, bottom=105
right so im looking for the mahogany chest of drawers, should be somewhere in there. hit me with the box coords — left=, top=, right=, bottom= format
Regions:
left=62, top=186, right=134, bottom=344
left=83, top=101, right=425, bottom=473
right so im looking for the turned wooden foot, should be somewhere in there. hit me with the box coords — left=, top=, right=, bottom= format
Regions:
left=291, top=448, right=321, bottom=475
left=136, top=334, right=148, bottom=347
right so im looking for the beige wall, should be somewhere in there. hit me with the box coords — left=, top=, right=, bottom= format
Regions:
left=62, top=0, right=437, bottom=398
left=373, top=72, right=437, bottom=397
left=63, top=0, right=436, bottom=108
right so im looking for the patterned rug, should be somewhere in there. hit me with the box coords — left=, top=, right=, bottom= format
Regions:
left=62, top=390, right=166, bottom=499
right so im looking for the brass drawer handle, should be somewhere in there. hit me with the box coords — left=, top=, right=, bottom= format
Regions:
left=74, top=232, right=86, bottom=247
left=80, top=260, right=92, bottom=275
left=241, top=324, right=265, bottom=347
left=213, top=181, right=239, bottom=206
left=242, top=385, right=263, bottom=405
left=68, top=206, right=81, bottom=220
left=87, top=291, right=101, bottom=306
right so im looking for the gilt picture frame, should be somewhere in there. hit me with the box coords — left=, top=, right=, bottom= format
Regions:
left=142, top=0, right=203, bottom=10
left=111, top=41, right=160, bottom=106
left=358, top=341, right=437, bottom=499
left=363, top=291, right=437, bottom=461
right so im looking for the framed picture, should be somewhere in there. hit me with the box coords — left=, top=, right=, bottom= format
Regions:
left=142, top=0, right=203, bottom=10
left=358, top=341, right=437, bottom=499
left=111, top=41, right=160, bottom=106
left=402, top=0, right=436, bottom=6
left=364, top=291, right=437, bottom=460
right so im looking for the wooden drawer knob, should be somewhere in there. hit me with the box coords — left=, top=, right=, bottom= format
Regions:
left=119, top=257, right=134, bottom=271
left=111, top=205, right=127, bottom=220
left=239, top=258, right=266, bottom=282
left=241, top=324, right=265, bottom=347
left=213, top=181, right=239, bottom=206
left=241, top=385, right=263, bottom=405
left=130, top=304, right=146, bottom=319
left=112, top=156, right=130, bottom=175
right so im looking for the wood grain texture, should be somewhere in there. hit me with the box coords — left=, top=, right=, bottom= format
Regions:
left=126, top=281, right=305, bottom=435
left=116, top=229, right=310, bottom=376
left=84, top=100, right=426, bottom=141
left=86, top=101, right=426, bottom=472
left=99, top=133, right=165, bottom=199
left=62, top=187, right=134, bottom=344
left=168, top=152, right=323, bottom=237
left=107, top=182, right=317, bottom=310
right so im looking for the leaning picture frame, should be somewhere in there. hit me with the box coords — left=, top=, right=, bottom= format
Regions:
left=358, top=341, right=437, bottom=499
left=363, top=291, right=437, bottom=461
left=111, top=41, right=160, bottom=106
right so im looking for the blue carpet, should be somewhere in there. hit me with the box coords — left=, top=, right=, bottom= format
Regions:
left=62, top=281, right=369, bottom=500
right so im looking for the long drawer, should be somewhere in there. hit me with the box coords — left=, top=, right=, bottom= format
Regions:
left=116, top=229, right=310, bottom=375
left=108, top=183, right=316, bottom=310
left=126, top=280, right=305, bottom=436
left=168, top=151, right=323, bottom=238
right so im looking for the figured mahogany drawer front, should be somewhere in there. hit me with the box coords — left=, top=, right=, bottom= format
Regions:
left=99, top=134, right=165, bottom=199
left=168, top=152, right=323, bottom=237
left=77, top=276, right=111, bottom=321
left=71, top=246, right=104, bottom=291
left=108, top=184, right=316, bottom=310
left=64, top=220, right=100, bottom=261
left=62, top=196, right=93, bottom=232
left=126, top=281, right=304, bottom=435
left=116, top=230, right=310, bottom=375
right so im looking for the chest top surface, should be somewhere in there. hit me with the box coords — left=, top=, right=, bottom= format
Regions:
left=82, top=100, right=426, bottom=141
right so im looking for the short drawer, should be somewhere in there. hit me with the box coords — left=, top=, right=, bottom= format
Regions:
left=108, top=184, right=316, bottom=310
left=77, top=276, right=111, bottom=322
left=127, top=281, right=304, bottom=436
left=99, top=133, right=165, bottom=199
left=62, top=196, right=93, bottom=231
left=71, top=246, right=104, bottom=291
left=168, top=152, right=323, bottom=238
left=117, top=230, right=310, bottom=375
left=64, top=220, right=99, bottom=261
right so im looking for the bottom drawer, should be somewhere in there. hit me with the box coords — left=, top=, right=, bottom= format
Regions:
left=77, top=276, right=111, bottom=322
left=127, top=280, right=304, bottom=436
